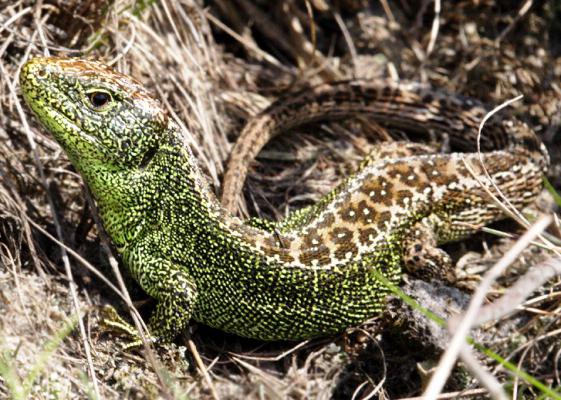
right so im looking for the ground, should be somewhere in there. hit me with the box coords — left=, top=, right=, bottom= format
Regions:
left=1, top=0, right=561, bottom=399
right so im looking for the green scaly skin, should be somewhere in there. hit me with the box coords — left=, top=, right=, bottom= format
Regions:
left=20, top=57, right=549, bottom=342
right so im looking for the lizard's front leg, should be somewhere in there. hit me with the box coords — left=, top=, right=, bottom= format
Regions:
left=125, top=246, right=198, bottom=344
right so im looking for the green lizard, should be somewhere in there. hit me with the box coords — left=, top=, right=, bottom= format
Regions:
left=20, top=57, right=549, bottom=342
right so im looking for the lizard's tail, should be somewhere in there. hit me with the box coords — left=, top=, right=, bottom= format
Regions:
left=221, top=81, right=549, bottom=213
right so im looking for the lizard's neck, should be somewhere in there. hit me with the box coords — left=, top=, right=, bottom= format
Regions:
left=81, top=127, right=244, bottom=249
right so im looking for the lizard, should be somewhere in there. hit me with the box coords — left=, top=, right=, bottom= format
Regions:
left=20, top=56, right=549, bottom=343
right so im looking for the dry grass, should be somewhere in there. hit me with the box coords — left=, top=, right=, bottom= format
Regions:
left=1, top=0, right=561, bottom=398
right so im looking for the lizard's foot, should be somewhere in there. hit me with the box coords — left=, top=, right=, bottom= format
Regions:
left=403, top=221, right=456, bottom=283
left=404, top=242, right=455, bottom=283
left=100, top=305, right=156, bottom=350
left=101, top=298, right=194, bottom=350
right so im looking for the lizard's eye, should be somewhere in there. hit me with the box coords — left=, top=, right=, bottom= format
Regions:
left=87, top=90, right=112, bottom=110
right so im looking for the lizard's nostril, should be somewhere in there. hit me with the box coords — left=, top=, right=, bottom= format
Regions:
left=21, top=59, right=49, bottom=82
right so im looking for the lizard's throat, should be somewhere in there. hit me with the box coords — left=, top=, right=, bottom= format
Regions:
left=83, top=143, right=223, bottom=248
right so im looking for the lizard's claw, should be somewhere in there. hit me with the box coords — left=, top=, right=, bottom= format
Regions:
left=100, top=305, right=157, bottom=350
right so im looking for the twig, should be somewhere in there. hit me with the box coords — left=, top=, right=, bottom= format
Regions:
left=205, top=11, right=288, bottom=70
left=0, top=6, right=31, bottom=35
left=397, top=387, right=488, bottom=399
left=333, top=10, right=358, bottom=78
left=379, top=0, right=396, bottom=24
left=473, top=95, right=529, bottom=226
left=188, top=339, right=220, bottom=400
left=10, top=47, right=102, bottom=398
left=107, top=20, right=136, bottom=66
left=304, top=0, right=317, bottom=59
left=279, top=0, right=340, bottom=79
left=495, top=0, right=533, bottom=45
left=458, top=346, right=507, bottom=400
left=11, top=211, right=133, bottom=306
left=468, top=94, right=560, bottom=253
left=422, top=216, right=551, bottom=399
left=229, top=340, right=310, bottom=362
left=425, top=0, right=441, bottom=57
left=472, top=257, right=561, bottom=326
left=351, top=329, right=386, bottom=400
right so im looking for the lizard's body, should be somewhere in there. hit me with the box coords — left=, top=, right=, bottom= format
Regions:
left=20, top=57, right=548, bottom=342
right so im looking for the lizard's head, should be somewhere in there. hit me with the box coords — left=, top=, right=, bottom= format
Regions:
left=20, top=57, right=169, bottom=171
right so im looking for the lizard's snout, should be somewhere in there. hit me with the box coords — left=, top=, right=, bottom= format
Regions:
left=20, top=57, right=56, bottom=101
left=21, top=57, right=51, bottom=84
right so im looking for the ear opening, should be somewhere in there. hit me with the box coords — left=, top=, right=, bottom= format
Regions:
left=139, top=144, right=159, bottom=169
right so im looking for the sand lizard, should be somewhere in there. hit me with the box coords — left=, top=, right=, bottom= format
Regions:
left=20, top=57, right=549, bottom=342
